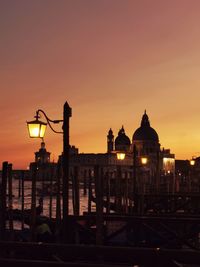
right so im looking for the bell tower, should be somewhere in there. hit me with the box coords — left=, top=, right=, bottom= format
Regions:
left=107, top=128, right=114, bottom=153
left=35, top=141, right=50, bottom=164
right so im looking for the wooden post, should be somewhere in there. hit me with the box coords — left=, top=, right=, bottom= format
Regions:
left=21, top=171, right=25, bottom=230
left=156, top=150, right=160, bottom=194
left=72, top=166, right=80, bottom=244
left=133, top=144, right=138, bottom=214
left=72, top=166, right=79, bottom=216
left=55, top=161, right=61, bottom=242
left=18, top=172, right=21, bottom=198
left=124, top=171, right=128, bottom=213
left=62, top=101, right=72, bottom=242
left=116, top=165, right=122, bottom=213
left=0, top=161, right=8, bottom=240
left=88, top=169, right=92, bottom=214
left=140, top=170, right=145, bottom=215
left=83, top=169, right=87, bottom=195
left=49, top=168, right=53, bottom=220
left=106, top=171, right=110, bottom=214
left=40, top=172, right=45, bottom=213
left=94, top=165, right=104, bottom=245
left=30, top=163, right=37, bottom=241
left=8, top=163, right=14, bottom=239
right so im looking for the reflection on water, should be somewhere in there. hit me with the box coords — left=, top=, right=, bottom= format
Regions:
left=10, top=179, right=94, bottom=229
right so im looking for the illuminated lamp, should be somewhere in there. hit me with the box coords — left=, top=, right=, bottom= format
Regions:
left=141, top=157, right=148, bottom=165
left=190, top=159, right=195, bottom=166
left=27, top=117, right=47, bottom=138
left=117, top=152, right=126, bottom=160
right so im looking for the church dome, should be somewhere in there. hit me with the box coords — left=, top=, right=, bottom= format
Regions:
left=115, top=126, right=131, bottom=147
left=133, top=111, right=159, bottom=142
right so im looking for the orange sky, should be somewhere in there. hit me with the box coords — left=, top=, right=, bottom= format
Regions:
left=1, top=0, right=200, bottom=169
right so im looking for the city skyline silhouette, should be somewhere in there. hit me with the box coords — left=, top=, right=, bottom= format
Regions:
left=1, top=1, right=200, bottom=168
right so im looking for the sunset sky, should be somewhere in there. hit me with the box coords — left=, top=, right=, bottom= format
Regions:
left=1, top=0, right=200, bottom=169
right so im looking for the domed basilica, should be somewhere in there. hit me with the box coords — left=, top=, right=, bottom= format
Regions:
left=107, top=111, right=175, bottom=192
left=108, top=111, right=159, bottom=153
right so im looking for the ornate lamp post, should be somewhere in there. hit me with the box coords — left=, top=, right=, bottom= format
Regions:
left=132, top=144, right=137, bottom=214
left=132, top=146, right=148, bottom=214
left=189, top=158, right=196, bottom=193
left=140, top=156, right=148, bottom=215
left=27, top=101, right=72, bottom=241
left=141, top=156, right=148, bottom=191
left=116, top=152, right=126, bottom=213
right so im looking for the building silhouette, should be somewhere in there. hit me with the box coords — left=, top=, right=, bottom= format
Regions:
left=68, top=111, right=175, bottom=194
left=29, top=141, right=56, bottom=180
left=29, top=111, right=176, bottom=193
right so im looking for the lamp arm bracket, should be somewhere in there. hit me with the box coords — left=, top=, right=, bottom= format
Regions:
left=36, top=109, right=63, bottom=134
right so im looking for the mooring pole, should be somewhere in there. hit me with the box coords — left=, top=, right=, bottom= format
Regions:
left=8, top=163, right=14, bottom=239
left=133, top=144, right=138, bottom=214
left=95, top=165, right=104, bottom=245
left=30, top=163, right=37, bottom=241
left=62, top=101, right=72, bottom=242
left=0, top=161, right=8, bottom=240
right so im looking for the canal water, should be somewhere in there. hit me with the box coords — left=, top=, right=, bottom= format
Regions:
left=10, top=178, right=93, bottom=229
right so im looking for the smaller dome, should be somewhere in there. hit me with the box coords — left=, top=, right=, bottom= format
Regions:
left=115, top=126, right=131, bottom=146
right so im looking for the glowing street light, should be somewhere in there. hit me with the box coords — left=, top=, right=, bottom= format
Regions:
left=116, top=152, right=126, bottom=161
left=190, top=159, right=195, bottom=166
left=141, top=157, right=148, bottom=165
left=27, top=116, right=47, bottom=138
left=27, top=109, right=63, bottom=138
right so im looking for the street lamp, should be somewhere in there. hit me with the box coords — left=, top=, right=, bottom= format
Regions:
left=139, top=156, right=148, bottom=215
left=27, top=117, right=47, bottom=138
left=116, top=152, right=126, bottom=160
left=116, top=152, right=126, bottom=213
left=189, top=158, right=196, bottom=193
left=27, top=101, right=72, bottom=242
left=132, top=144, right=137, bottom=214
left=132, top=148, right=148, bottom=215
left=27, top=110, right=63, bottom=138
left=190, top=159, right=195, bottom=166
left=141, top=157, right=148, bottom=165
